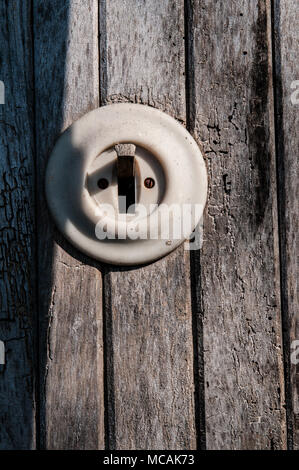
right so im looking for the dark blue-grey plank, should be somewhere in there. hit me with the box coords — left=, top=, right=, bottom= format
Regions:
left=0, top=0, right=36, bottom=449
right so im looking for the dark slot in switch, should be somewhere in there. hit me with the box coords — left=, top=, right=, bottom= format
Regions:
left=115, top=144, right=136, bottom=214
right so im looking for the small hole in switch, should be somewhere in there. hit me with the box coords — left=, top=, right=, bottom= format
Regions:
left=97, top=178, right=109, bottom=190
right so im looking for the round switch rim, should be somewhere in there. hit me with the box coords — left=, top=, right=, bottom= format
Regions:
left=45, top=103, right=208, bottom=265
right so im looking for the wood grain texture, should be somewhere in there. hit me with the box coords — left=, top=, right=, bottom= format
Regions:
left=187, top=0, right=286, bottom=449
left=34, top=0, right=104, bottom=449
left=272, top=0, right=299, bottom=450
left=100, top=0, right=197, bottom=449
left=0, top=0, right=36, bottom=449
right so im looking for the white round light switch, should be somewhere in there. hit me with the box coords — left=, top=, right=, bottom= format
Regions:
left=45, top=103, right=207, bottom=265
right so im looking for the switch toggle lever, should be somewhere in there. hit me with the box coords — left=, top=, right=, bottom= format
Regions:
left=115, top=144, right=136, bottom=214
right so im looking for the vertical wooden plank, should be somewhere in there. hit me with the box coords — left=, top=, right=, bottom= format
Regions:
left=272, top=0, right=299, bottom=449
left=188, top=0, right=286, bottom=449
left=34, top=0, right=104, bottom=449
left=0, top=0, right=36, bottom=449
left=100, top=0, right=197, bottom=449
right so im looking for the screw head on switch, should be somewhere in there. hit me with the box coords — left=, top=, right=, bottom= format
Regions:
left=144, top=177, right=155, bottom=189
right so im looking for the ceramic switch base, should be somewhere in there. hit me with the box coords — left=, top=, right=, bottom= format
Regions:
left=45, top=103, right=207, bottom=265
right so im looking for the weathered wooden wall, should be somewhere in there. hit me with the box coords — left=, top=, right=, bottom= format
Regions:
left=34, top=0, right=104, bottom=450
left=188, top=0, right=286, bottom=449
left=100, top=0, right=196, bottom=450
left=272, top=0, right=299, bottom=450
left=0, top=0, right=298, bottom=450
